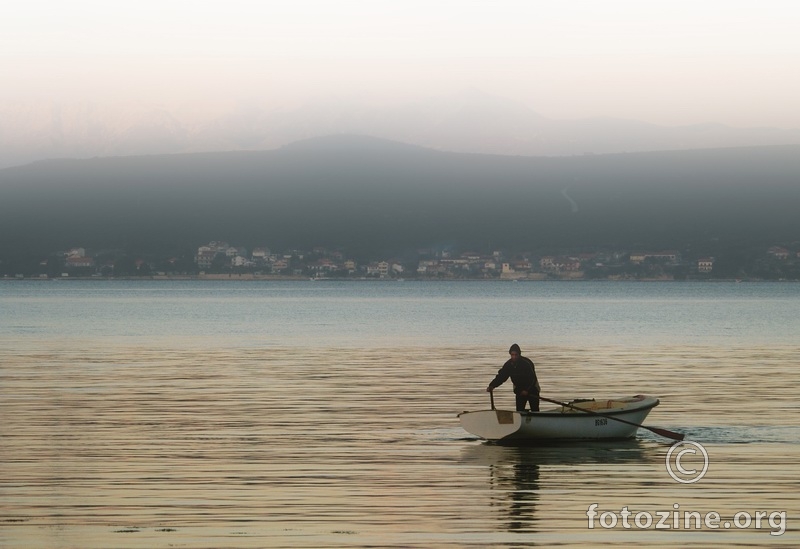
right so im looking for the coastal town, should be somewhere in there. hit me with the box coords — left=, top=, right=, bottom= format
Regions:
left=4, top=240, right=799, bottom=281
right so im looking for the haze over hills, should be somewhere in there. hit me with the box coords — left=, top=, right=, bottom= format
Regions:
left=1, top=135, right=798, bottom=262
left=2, top=91, right=800, bottom=169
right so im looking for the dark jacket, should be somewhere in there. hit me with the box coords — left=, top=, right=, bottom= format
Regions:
left=489, top=356, right=539, bottom=395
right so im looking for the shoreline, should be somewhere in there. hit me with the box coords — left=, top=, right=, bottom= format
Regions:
left=2, top=274, right=792, bottom=283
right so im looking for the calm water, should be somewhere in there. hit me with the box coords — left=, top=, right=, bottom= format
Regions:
left=1, top=280, right=799, bottom=547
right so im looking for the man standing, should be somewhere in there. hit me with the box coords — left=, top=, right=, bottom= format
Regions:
left=486, top=343, right=540, bottom=412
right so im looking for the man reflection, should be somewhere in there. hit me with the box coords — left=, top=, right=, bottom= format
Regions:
left=488, top=447, right=540, bottom=533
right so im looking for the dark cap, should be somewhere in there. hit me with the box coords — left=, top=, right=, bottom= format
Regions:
left=509, top=343, right=521, bottom=354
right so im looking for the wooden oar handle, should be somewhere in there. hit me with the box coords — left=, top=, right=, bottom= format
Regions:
left=490, top=390, right=495, bottom=410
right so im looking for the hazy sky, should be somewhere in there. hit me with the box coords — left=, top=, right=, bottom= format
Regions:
left=3, top=0, right=799, bottom=127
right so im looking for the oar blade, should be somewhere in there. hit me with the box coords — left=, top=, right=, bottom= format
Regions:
left=647, top=426, right=685, bottom=441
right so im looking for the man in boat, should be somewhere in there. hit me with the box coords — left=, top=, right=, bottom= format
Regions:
left=486, top=343, right=540, bottom=412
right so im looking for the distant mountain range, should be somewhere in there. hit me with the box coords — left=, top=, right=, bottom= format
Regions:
left=2, top=90, right=799, bottom=169
left=1, top=135, right=798, bottom=260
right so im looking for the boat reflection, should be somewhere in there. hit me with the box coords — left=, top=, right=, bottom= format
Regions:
left=460, top=438, right=655, bottom=467
left=459, top=440, right=656, bottom=533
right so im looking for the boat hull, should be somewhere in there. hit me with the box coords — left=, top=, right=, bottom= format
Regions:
left=458, top=395, right=660, bottom=442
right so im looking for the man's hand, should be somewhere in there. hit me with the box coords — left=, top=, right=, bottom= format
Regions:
left=486, top=386, right=493, bottom=393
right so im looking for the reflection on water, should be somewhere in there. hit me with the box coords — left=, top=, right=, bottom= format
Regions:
left=460, top=439, right=656, bottom=467
left=2, top=343, right=799, bottom=547
left=461, top=441, right=656, bottom=535
left=493, top=452, right=541, bottom=534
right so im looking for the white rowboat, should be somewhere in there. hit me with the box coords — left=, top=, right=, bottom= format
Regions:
left=458, top=395, right=661, bottom=442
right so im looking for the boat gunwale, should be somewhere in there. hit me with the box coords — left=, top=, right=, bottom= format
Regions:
left=458, top=397, right=660, bottom=419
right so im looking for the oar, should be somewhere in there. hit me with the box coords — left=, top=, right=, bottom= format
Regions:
left=489, top=390, right=495, bottom=410
left=539, top=395, right=684, bottom=441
